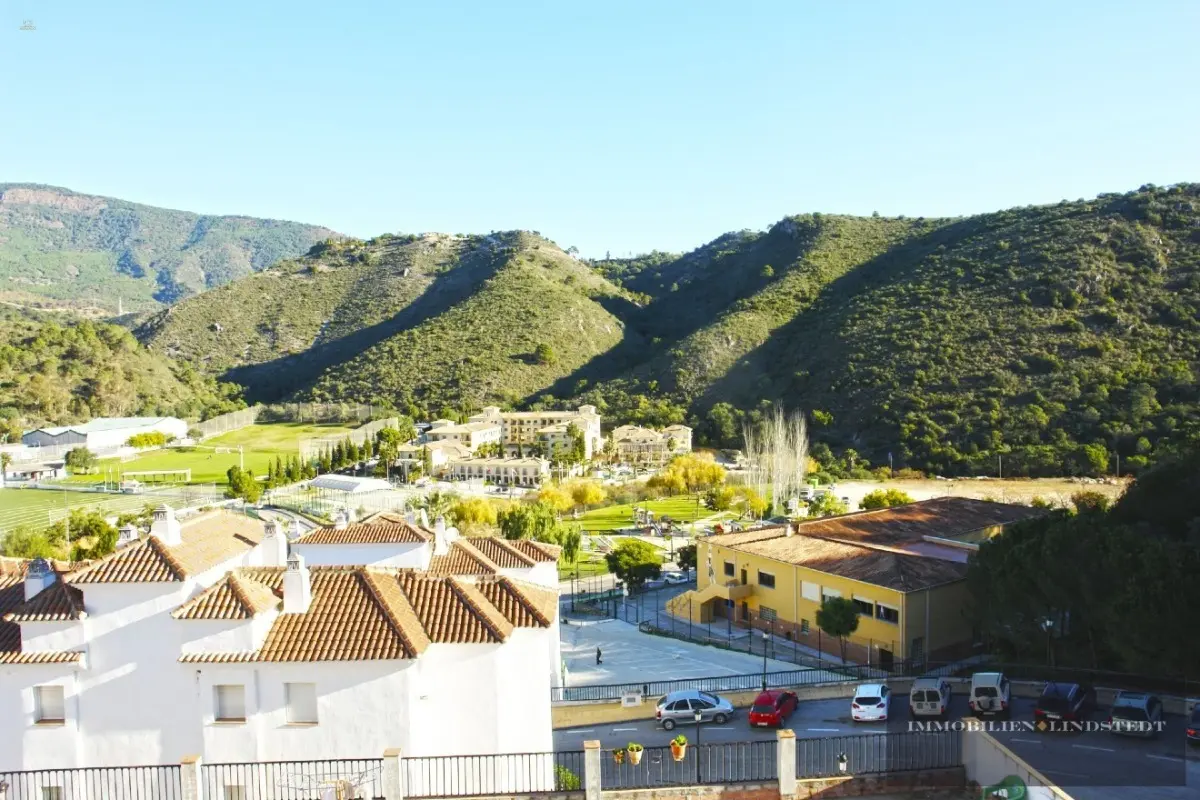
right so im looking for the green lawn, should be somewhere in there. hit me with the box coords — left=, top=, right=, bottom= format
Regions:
left=63, top=422, right=358, bottom=486
left=577, top=496, right=712, bottom=532
left=0, top=485, right=222, bottom=534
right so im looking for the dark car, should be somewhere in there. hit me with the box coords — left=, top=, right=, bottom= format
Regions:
left=1188, top=705, right=1200, bottom=745
left=748, top=690, right=798, bottom=728
left=1034, top=682, right=1095, bottom=728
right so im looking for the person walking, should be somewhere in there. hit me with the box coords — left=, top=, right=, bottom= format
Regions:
left=596, top=647, right=603, bottom=665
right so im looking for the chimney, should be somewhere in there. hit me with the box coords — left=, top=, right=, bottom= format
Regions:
left=150, top=504, right=182, bottom=546
left=117, top=524, right=138, bottom=548
left=333, top=509, right=350, bottom=530
left=288, top=520, right=303, bottom=540
left=24, top=557, right=56, bottom=601
left=419, top=509, right=430, bottom=529
left=262, top=520, right=288, bottom=566
left=283, top=553, right=312, bottom=614
left=404, top=511, right=417, bottom=525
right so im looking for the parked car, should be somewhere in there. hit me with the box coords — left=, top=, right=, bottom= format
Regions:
left=749, top=690, right=798, bottom=728
left=969, top=672, right=1011, bottom=718
left=851, top=683, right=891, bottom=722
left=1034, top=682, right=1095, bottom=727
left=662, top=572, right=690, bottom=585
left=909, top=677, right=952, bottom=718
left=1108, top=691, right=1163, bottom=739
left=1187, top=704, right=1200, bottom=745
left=655, top=690, right=735, bottom=730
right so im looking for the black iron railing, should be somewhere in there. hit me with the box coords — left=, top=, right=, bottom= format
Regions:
left=602, top=741, right=776, bottom=788
left=202, top=758, right=384, bottom=800
left=796, top=730, right=963, bottom=777
left=0, top=765, right=183, bottom=800
left=403, top=751, right=585, bottom=798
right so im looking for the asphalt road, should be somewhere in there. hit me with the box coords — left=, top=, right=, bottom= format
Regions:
left=555, top=694, right=1198, bottom=795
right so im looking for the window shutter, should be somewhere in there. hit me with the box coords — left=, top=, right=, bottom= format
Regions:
left=215, top=685, right=246, bottom=721
left=36, top=685, right=65, bottom=722
left=286, top=683, right=318, bottom=724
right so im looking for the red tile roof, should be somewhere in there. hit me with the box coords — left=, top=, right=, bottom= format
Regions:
left=3, top=580, right=86, bottom=622
left=294, top=520, right=432, bottom=545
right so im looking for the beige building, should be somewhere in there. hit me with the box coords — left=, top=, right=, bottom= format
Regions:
left=446, top=456, right=551, bottom=487
left=395, top=440, right=472, bottom=478
left=468, top=405, right=602, bottom=461
left=609, top=424, right=692, bottom=466
left=425, top=420, right=503, bottom=452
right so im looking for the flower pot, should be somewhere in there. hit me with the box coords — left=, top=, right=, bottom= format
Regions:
left=613, top=751, right=625, bottom=765
left=670, top=742, right=687, bottom=762
left=628, top=749, right=643, bottom=765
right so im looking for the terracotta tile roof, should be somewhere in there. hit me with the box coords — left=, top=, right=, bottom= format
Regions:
left=0, top=565, right=86, bottom=665
left=704, top=524, right=791, bottom=546
left=4, top=581, right=86, bottom=622
left=180, top=567, right=555, bottom=663
left=173, top=572, right=281, bottom=620
left=425, top=540, right=500, bottom=576
left=508, top=539, right=561, bottom=563
left=294, top=520, right=431, bottom=545
left=69, top=512, right=262, bottom=584
left=790, top=497, right=1042, bottom=546
left=466, top=538, right=536, bottom=568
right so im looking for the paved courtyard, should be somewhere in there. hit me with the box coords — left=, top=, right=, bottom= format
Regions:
left=560, top=618, right=845, bottom=687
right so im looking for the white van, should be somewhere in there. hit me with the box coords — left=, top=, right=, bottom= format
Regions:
left=909, top=677, right=951, bottom=718
left=969, top=672, right=1011, bottom=718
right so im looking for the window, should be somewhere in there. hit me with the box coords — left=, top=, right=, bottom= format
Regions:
left=286, top=682, right=318, bottom=724
left=757, top=571, right=776, bottom=589
left=213, top=684, right=246, bottom=722
left=801, top=581, right=820, bottom=602
left=34, top=685, right=65, bottom=724
left=821, top=588, right=842, bottom=601
left=760, top=606, right=777, bottom=621
left=852, top=597, right=874, bottom=616
left=800, top=619, right=810, bottom=635
left=723, top=561, right=734, bottom=577
left=42, top=789, right=63, bottom=800
left=876, top=604, right=900, bottom=624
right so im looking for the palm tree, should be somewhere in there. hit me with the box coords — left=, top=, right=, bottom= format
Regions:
left=0, top=452, right=10, bottom=488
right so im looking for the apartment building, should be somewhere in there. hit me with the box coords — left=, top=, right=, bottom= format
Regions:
left=424, top=420, right=503, bottom=453
left=0, top=506, right=559, bottom=776
left=445, top=456, right=551, bottom=486
left=609, top=424, right=693, bottom=466
left=668, top=497, right=1041, bottom=667
left=468, top=406, right=602, bottom=460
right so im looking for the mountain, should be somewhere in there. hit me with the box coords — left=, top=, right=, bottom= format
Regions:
left=140, top=183, right=1200, bottom=476
left=137, top=231, right=635, bottom=413
left=0, top=184, right=339, bottom=312
left=0, top=306, right=243, bottom=436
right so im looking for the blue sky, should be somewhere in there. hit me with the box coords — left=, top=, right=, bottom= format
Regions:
left=2, top=1, right=1198, bottom=256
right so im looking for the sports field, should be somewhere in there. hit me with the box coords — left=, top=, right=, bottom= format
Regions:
left=0, top=485, right=223, bottom=534
left=63, top=422, right=358, bottom=487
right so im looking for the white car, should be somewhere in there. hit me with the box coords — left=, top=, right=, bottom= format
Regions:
left=662, top=572, right=690, bottom=585
left=851, top=683, right=891, bottom=722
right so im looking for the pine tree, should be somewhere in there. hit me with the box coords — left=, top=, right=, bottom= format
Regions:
left=275, top=456, right=285, bottom=484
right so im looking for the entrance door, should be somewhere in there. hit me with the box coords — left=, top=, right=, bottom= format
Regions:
left=740, top=567, right=747, bottom=585
left=878, top=648, right=894, bottom=671
left=740, top=601, right=749, bottom=622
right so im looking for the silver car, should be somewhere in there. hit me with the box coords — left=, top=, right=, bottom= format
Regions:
left=655, top=690, right=735, bottom=730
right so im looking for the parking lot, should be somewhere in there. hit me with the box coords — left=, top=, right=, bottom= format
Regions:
left=555, top=693, right=1199, bottom=799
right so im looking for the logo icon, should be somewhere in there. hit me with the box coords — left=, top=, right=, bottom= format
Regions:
left=983, top=775, right=1027, bottom=800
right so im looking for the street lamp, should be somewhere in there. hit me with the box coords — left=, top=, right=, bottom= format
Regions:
left=761, top=631, right=770, bottom=691
left=694, top=709, right=703, bottom=784
left=1039, top=618, right=1054, bottom=667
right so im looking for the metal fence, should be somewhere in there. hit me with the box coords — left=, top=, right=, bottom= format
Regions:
left=261, top=403, right=391, bottom=425
left=552, top=666, right=866, bottom=702
left=0, top=764, right=182, bottom=800
left=403, top=752, right=584, bottom=798
left=202, top=758, right=384, bottom=799
left=298, top=418, right=401, bottom=461
left=796, top=731, right=962, bottom=777
left=602, top=741, right=775, bottom=788
left=192, top=406, right=264, bottom=439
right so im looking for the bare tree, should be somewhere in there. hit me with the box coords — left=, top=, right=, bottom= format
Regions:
left=741, top=404, right=809, bottom=517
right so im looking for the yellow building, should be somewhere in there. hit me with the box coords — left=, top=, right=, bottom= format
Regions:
left=669, top=497, right=1040, bottom=667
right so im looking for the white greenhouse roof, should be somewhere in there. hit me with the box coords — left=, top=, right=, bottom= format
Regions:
left=308, top=475, right=394, bottom=494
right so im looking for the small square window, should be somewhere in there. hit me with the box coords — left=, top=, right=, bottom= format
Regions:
left=852, top=598, right=874, bottom=616
left=876, top=605, right=900, bottom=624
left=286, top=682, right=318, bottom=724
left=723, top=562, right=734, bottom=577
left=760, top=606, right=777, bottom=621
left=34, top=685, right=65, bottom=724
left=214, top=685, right=246, bottom=722
left=800, top=619, right=810, bottom=635
left=757, top=571, right=776, bottom=589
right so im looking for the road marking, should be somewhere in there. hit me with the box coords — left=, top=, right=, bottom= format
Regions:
left=567, top=729, right=595, bottom=733
left=709, top=727, right=734, bottom=730
left=1071, top=744, right=1115, bottom=753
left=1042, top=769, right=1091, bottom=779
left=1009, top=738, right=1043, bottom=745
left=808, top=728, right=840, bottom=732
left=611, top=727, right=638, bottom=732
left=1146, top=754, right=1184, bottom=763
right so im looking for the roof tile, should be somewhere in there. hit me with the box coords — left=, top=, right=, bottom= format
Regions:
left=4, top=581, right=86, bottom=622
left=295, top=521, right=431, bottom=545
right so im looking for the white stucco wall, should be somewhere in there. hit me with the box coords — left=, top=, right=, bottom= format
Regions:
left=293, top=541, right=430, bottom=568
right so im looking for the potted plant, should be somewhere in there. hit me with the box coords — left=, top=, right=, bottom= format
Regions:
left=669, top=734, right=688, bottom=762
left=612, top=748, right=625, bottom=765
left=626, top=742, right=644, bottom=765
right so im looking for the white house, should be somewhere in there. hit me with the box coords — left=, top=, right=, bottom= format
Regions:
left=0, top=505, right=561, bottom=781
left=424, top=420, right=503, bottom=453
left=21, top=417, right=188, bottom=451
left=445, top=456, right=551, bottom=486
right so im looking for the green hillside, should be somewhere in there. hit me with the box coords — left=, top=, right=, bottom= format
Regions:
left=0, top=184, right=338, bottom=311
left=139, top=231, right=637, bottom=413
left=135, top=183, right=1200, bottom=477
left=0, top=307, right=244, bottom=435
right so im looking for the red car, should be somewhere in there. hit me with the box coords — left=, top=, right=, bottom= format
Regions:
left=748, top=690, right=798, bottom=727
